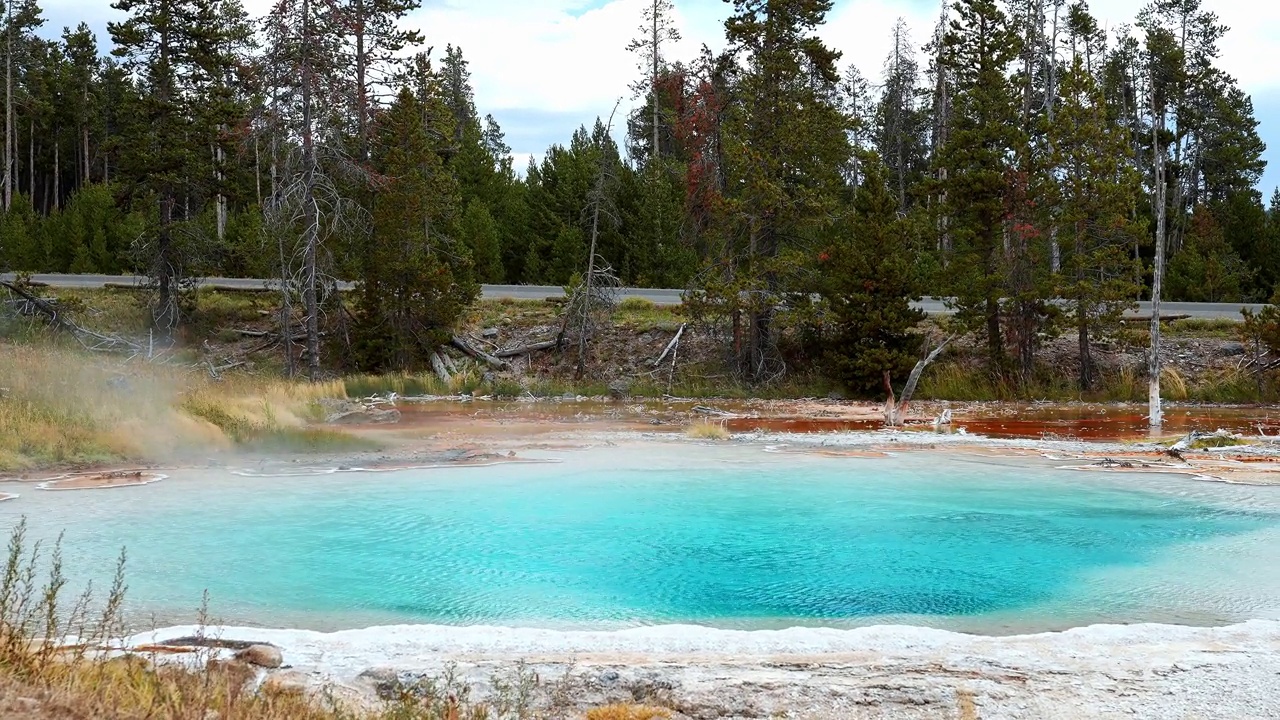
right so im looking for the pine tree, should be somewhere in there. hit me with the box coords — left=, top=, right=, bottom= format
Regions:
left=935, top=0, right=1023, bottom=378
left=875, top=18, right=928, bottom=211
left=709, top=0, right=851, bottom=383
left=353, top=86, right=476, bottom=371
left=261, top=0, right=345, bottom=379
left=333, top=0, right=422, bottom=162
left=815, top=153, right=924, bottom=394
left=110, top=0, right=250, bottom=331
left=61, top=24, right=99, bottom=194
left=3, top=0, right=41, bottom=212
left=1050, top=4, right=1144, bottom=390
left=626, top=0, right=681, bottom=167
left=458, top=198, right=501, bottom=283
left=1166, top=205, right=1250, bottom=302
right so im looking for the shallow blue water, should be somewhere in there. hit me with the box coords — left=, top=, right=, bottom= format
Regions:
left=2, top=448, right=1278, bottom=631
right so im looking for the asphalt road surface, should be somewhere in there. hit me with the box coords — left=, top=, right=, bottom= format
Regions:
left=1, top=273, right=1267, bottom=320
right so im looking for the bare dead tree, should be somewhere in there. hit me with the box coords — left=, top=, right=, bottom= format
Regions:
left=1148, top=66, right=1168, bottom=429
left=884, top=335, right=955, bottom=427
left=261, top=0, right=367, bottom=381
left=563, top=101, right=624, bottom=380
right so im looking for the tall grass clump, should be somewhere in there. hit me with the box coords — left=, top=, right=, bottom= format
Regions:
left=180, top=383, right=374, bottom=454
left=344, top=372, right=454, bottom=399
left=0, top=343, right=173, bottom=470
left=685, top=421, right=730, bottom=440
left=0, top=341, right=369, bottom=470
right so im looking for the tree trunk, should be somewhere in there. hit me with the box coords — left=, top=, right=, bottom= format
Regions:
left=1075, top=224, right=1092, bottom=390
left=985, top=291, right=1004, bottom=379
left=651, top=0, right=660, bottom=163
left=52, top=141, right=59, bottom=211
left=82, top=104, right=90, bottom=186
left=1078, top=312, right=1093, bottom=391
left=301, top=0, right=322, bottom=381
left=3, top=12, right=11, bottom=212
left=355, top=0, right=368, bottom=163
left=156, top=196, right=177, bottom=332
left=1149, top=84, right=1167, bottom=428
left=214, top=136, right=226, bottom=242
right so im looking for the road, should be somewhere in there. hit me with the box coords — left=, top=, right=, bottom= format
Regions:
left=1, top=273, right=1267, bottom=320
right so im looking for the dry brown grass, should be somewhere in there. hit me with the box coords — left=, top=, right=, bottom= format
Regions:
left=684, top=421, right=730, bottom=441
left=0, top=342, right=361, bottom=471
left=586, top=704, right=672, bottom=720
left=956, top=688, right=979, bottom=720
left=1161, top=367, right=1189, bottom=402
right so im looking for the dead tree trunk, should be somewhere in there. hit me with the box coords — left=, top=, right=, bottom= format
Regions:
left=573, top=101, right=622, bottom=380
left=301, top=0, right=321, bottom=381
left=887, top=336, right=954, bottom=427
left=3, top=8, right=11, bottom=212
left=1149, top=72, right=1167, bottom=428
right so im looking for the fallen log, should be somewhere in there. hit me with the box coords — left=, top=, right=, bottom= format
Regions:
left=450, top=335, right=508, bottom=369
left=653, top=324, right=686, bottom=368
left=494, top=338, right=562, bottom=358
left=1, top=280, right=62, bottom=324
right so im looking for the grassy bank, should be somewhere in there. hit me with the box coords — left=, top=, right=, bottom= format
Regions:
left=0, top=342, right=367, bottom=472
left=2, top=286, right=1276, bottom=472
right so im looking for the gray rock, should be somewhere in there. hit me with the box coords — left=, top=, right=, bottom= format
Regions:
left=481, top=327, right=500, bottom=338
left=262, top=670, right=310, bottom=695
left=608, top=378, right=632, bottom=400
left=234, top=644, right=283, bottom=669
left=1221, top=342, right=1247, bottom=356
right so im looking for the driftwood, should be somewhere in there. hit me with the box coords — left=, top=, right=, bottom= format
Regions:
left=653, top=324, right=686, bottom=368
left=495, top=338, right=562, bottom=358
left=886, top=335, right=955, bottom=427
left=206, top=359, right=247, bottom=380
left=451, top=335, right=508, bottom=369
left=429, top=352, right=452, bottom=385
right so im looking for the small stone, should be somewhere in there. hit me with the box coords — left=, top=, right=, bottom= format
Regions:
left=481, top=327, right=500, bottom=338
left=1220, top=342, right=1246, bottom=357
left=234, top=644, right=283, bottom=669
left=262, top=670, right=310, bottom=696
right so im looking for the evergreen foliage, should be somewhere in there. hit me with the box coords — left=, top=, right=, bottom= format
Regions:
left=814, top=155, right=924, bottom=393
left=0, top=0, right=1272, bottom=388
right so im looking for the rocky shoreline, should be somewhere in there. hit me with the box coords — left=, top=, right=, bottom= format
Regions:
left=124, top=619, right=1280, bottom=719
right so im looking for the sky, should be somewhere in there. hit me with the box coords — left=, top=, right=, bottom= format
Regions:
left=37, top=0, right=1280, bottom=197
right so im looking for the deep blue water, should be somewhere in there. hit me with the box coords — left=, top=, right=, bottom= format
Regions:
left=1, top=448, right=1277, bottom=631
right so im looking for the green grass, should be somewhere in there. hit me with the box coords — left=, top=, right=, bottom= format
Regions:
left=1188, top=434, right=1248, bottom=450
left=613, top=298, right=685, bottom=332
left=1166, top=317, right=1243, bottom=339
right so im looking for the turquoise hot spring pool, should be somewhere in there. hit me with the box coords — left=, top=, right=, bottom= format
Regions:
left=2, top=445, right=1279, bottom=633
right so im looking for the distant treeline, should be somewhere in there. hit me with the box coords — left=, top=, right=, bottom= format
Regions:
left=0, top=0, right=1276, bottom=388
